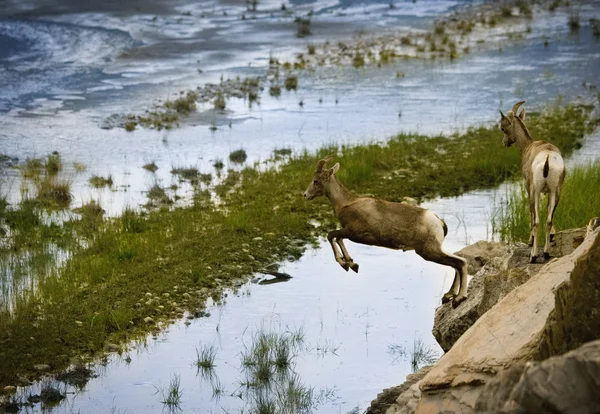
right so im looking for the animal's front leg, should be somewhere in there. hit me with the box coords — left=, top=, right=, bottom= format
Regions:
left=336, top=238, right=359, bottom=273
left=327, top=230, right=349, bottom=271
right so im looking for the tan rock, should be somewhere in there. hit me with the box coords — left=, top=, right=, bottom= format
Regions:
left=416, top=229, right=600, bottom=413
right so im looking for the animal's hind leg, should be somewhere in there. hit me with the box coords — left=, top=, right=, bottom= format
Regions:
left=530, top=191, right=541, bottom=263
left=544, top=190, right=560, bottom=260
left=336, top=238, right=359, bottom=273
left=442, top=270, right=460, bottom=304
left=418, top=246, right=468, bottom=307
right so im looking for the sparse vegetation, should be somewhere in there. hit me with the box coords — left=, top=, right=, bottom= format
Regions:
left=143, top=162, right=159, bottom=173
left=229, top=149, right=248, bottom=164
left=89, top=175, right=113, bottom=188
left=0, top=104, right=594, bottom=389
left=45, top=152, right=62, bottom=176
left=294, top=17, right=311, bottom=38
left=146, top=183, right=173, bottom=205
left=284, top=74, right=298, bottom=91
left=269, top=83, right=282, bottom=97
left=493, top=161, right=600, bottom=244
left=36, top=177, right=72, bottom=207
left=157, top=374, right=183, bottom=410
left=214, top=92, right=226, bottom=111
left=195, top=343, right=217, bottom=370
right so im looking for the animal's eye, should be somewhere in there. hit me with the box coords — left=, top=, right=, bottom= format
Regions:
left=313, top=180, right=319, bottom=184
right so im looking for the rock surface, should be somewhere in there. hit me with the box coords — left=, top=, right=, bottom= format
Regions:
left=433, top=242, right=543, bottom=352
left=476, top=340, right=600, bottom=414
left=433, top=228, right=587, bottom=352
left=379, top=227, right=600, bottom=414
left=366, top=366, right=432, bottom=414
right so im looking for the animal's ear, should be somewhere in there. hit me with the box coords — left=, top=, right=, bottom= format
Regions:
left=518, top=108, right=526, bottom=121
left=329, top=163, right=340, bottom=175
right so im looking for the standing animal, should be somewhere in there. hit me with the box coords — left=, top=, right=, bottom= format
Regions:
left=499, top=101, right=566, bottom=263
left=303, top=156, right=468, bottom=306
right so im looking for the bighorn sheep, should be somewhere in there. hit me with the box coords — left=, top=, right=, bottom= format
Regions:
left=499, top=101, right=566, bottom=263
left=303, top=156, right=468, bottom=306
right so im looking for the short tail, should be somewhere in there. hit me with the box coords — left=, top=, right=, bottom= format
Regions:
left=543, top=155, right=550, bottom=178
left=441, top=218, right=448, bottom=237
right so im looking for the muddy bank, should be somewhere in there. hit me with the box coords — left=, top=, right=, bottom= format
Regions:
left=368, top=220, right=600, bottom=413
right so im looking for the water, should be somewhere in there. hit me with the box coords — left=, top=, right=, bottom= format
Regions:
left=2, top=0, right=600, bottom=412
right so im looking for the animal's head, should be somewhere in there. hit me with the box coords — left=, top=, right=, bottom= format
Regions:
left=499, top=101, right=526, bottom=147
left=303, top=155, right=340, bottom=200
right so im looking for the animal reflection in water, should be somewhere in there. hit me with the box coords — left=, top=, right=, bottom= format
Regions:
left=256, top=271, right=293, bottom=285
left=303, top=156, right=468, bottom=307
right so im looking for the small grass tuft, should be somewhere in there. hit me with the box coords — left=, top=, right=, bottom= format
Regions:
left=195, top=343, right=217, bottom=370
left=143, top=162, right=159, bottom=173
left=45, top=152, right=62, bottom=176
left=294, top=17, right=311, bottom=38
left=147, top=184, right=173, bottom=205
left=229, top=149, right=248, bottom=164
left=284, top=74, right=298, bottom=91
left=36, top=177, right=72, bottom=208
left=157, top=374, right=183, bottom=409
left=89, top=175, right=113, bottom=188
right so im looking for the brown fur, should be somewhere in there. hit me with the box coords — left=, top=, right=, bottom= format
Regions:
left=304, top=157, right=468, bottom=306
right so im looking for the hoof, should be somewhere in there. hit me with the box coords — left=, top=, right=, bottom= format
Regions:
left=543, top=252, right=550, bottom=261
left=452, top=295, right=467, bottom=308
left=341, top=262, right=350, bottom=272
left=530, top=255, right=537, bottom=264
left=441, top=295, right=454, bottom=304
left=350, top=262, right=359, bottom=273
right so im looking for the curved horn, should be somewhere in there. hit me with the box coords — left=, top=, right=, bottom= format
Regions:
left=511, top=101, right=525, bottom=114
left=315, top=155, right=335, bottom=172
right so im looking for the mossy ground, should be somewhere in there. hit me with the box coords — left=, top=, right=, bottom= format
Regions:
left=0, top=103, right=594, bottom=388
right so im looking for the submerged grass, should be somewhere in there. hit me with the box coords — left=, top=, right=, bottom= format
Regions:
left=493, top=161, right=600, bottom=244
left=0, top=103, right=594, bottom=387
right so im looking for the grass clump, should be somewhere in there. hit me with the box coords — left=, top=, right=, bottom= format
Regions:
left=171, top=167, right=200, bottom=181
left=36, top=177, right=72, bottom=208
left=21, top=157, right=43, bottom=178
left=229, top=149, right=248, bottom=164
left=214, top=93, right=226, bottom=111
left=294, top=17, right=311, bottom=38
left=195, top=343, right=217, bottom=370
left=45, top=152, right=62, bottom=176
left=269, top=84, right=282, bottom=97
left=143, top=162, right=159, bottom=173
left=146, top=184, right=173, bottom=205
left=493, top=161, right=600, bottom=244
left=89, top=175, right=113, bottom=188
left=157, top=374, right=183, bottom=409
left=165, top=91, right=198, bottom=114
left=568, top=12, right=580, bottom=31
left=284, top=75, right=298, bottom=91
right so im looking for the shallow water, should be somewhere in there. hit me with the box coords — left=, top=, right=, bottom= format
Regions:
left=1, top=1, right=600, bottom=215
left=2, top=0, right=600, bottom=412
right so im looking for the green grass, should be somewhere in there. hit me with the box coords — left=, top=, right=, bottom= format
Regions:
left=45, top=153, right=62, bottom=176
left=157, top=374, right=183, bottom=409
left=229, top=149, right=248, bottom=164
left=195, top=343, right=217, bottom=370
left=36, top=177, right=72, bottom=207
left=89, top=175, right=113, bottom=188
left=493, top=161, right=600, bottom=244
left=0, top=103, right=594, bottom=388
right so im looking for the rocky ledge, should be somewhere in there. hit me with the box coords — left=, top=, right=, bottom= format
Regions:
left=368, top=220, right=600, bottom=414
